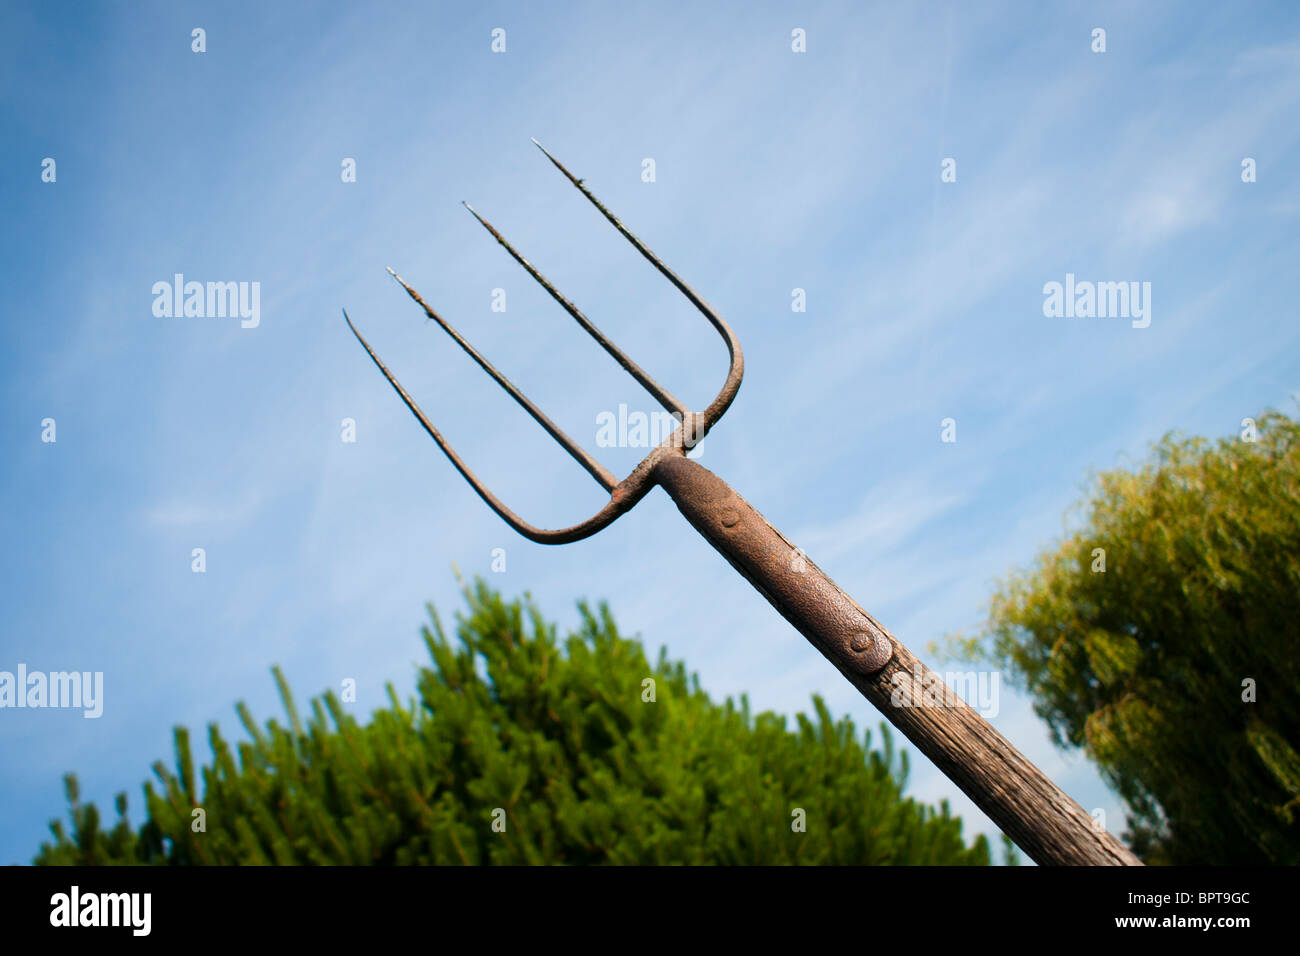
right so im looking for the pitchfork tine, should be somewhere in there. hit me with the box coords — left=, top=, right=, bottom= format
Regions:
left=384, top=268, right=617, bottom=492
left=342, top=309, right=534, bottom=531
left=460, top=201, right=690, bottom=420
left=343, top=309, right=633, bottom=544
left=529, top=138, right=744, bottom=430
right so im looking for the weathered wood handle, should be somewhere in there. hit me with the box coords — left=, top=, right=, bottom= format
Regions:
left=653, top=455, right=1141, bottom=866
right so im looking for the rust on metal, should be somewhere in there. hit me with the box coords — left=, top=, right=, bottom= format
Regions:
left=344, top=138, right=740, bottom=544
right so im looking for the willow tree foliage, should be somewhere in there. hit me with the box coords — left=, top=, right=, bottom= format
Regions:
left=967, top=411, right=1299, bottom=864
left=36, top=580, right=997, bottom=865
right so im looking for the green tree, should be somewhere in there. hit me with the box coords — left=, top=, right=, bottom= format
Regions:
left=962, top=411, right=1300, bottom=864
left=37, top=579, right=997, bottom=865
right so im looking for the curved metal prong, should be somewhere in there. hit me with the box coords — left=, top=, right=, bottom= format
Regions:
left=529, top=137, right=744, bottom=436
left=383, top=268, right=617, bottom=493
left=344, top=310, right=637, bottom=544
left=461, top=201, right=691, bottom=421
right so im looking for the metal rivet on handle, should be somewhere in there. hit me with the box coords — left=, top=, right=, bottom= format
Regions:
left=850, top=630, right=893, bottom=673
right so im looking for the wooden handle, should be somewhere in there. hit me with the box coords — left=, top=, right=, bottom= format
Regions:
left=653, top=455, right=1141, bottom=866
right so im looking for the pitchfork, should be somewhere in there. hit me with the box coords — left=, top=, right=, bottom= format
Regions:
left=344, top=139, right=1141, bottom=867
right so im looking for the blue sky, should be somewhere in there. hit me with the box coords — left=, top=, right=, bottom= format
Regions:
left=1, top=0, right=1297, bottom=864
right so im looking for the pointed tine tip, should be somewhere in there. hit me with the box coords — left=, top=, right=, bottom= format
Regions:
left=530, top=138, right=581, bottom=184
left=342, top=308, right=367, bottom=344
left=386, top=268, right=420, bottom=301
left=530, top=137, right=558, bottom=161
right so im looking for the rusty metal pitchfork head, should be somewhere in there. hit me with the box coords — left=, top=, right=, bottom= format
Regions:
left=345, top=140, right=1143, bottom=868
left=344, top=138, right=744, bottom=545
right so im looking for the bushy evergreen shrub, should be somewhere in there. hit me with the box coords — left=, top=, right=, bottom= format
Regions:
left=37, top=580, right=996, bottom=865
